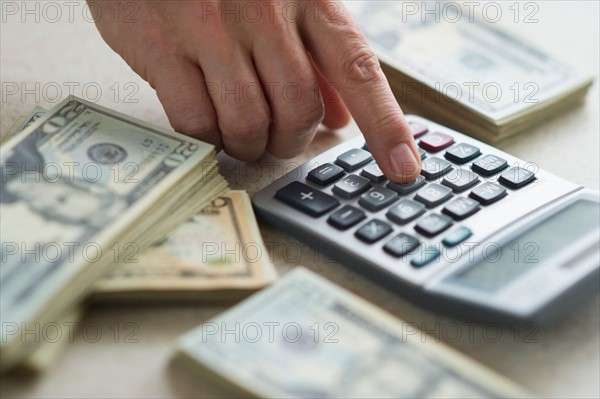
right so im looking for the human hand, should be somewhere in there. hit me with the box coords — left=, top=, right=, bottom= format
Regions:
left=89, top=0, right=421, bottom=182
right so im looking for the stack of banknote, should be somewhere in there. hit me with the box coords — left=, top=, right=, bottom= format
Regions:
left=176, top=268, right=528, bottom=398
left=0, top=97, right=277, bottom=371
left=346, top=1, right=593, bottom=142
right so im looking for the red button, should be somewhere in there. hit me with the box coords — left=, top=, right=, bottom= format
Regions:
left=409, top=121, right=428, bottom=138
left=419, top=132, right=454, bottom=152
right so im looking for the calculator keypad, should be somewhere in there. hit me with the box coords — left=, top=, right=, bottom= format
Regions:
left=470, top=182, right=507, bottom=205
left=359, top=187, right=399, bottom=212
left=386, top=199, right=426, bottom=225
left=272, top=118, right=538, bottom=271
left=328, top=205, right=366, bottom=230
left=421, top=157, right=454, bottom=180
left=415, top=214, right=453, bottom=237
left=332, top=175, right=371, bottom=198
left=307, top=163, right=345, bottom=186
left=361, top=162, right=386, bottom=183
left=414, top=183, right=453, bottom=208
left=388, top=175, right=426, bottom=195
left=472, top=154, right=508, bottom=176
left=442, top=169, right=480, bottom=192
left=419, top=132, right=454, bottom=152
left=355, top=219, right=393, bottom=243
left=336, top=149, right=372, bottom=171
left=275, top=182, right=339, bottom=217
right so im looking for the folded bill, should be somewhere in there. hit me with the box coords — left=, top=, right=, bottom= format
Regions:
left=176, top=268, right=528, bottom=398
left=0, top=96, right=228, bottom=370
left=93, top=190, right=277, bottom=301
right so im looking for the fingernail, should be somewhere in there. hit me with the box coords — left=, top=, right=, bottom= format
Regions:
left=390, top=143, right=420, bottom=180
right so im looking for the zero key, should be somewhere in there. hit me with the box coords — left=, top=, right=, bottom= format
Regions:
left=275, top=182, right=339, bottom=217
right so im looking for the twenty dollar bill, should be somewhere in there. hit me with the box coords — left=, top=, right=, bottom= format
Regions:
left=176, top=268, right=527, bottom=398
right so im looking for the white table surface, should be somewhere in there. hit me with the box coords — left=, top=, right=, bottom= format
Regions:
left=1, top=1, right=598, bottom=398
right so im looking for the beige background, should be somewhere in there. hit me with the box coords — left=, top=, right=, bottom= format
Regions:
left=1, top=1, right=598, bottom=398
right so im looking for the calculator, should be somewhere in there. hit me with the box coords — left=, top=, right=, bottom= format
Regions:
left=252, top=116, right=600, bottom=322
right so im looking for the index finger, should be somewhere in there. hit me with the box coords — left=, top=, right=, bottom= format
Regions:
left=298, top=0, right=421, bottom=183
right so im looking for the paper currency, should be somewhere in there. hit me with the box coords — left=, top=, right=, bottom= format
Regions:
left=94, top=190, right=277, bottom=301
left=346, top=1, right=592, bottom=141
left=16, top=307, right=83, bottom=373
left=0, top=106, right=47, bottom=145
left=0, top=96, right=228, bottom=370
left=176, top=268, right=528, bottom=398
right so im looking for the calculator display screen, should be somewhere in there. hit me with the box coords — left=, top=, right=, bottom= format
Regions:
left=453, top=200, right=600, bottom=291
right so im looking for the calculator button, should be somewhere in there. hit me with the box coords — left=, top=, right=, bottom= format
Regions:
left=355, top=219, right=393, bottom=243
left=384, top=233, right=420, bottom=257
left=442, top=227, right=473, bottom=248
left=414, top=183, right=453, bottom=208
left=441, top=169, right=480, bottom=192
left=363, top=143, right=370, bottom=152
left=328, top=205, right=366, bottom=230
left=445, top=143, right=481, bottom=164
left=275, top=182, right=339, bottom=217
left=442, top=197, right=481, bottom=220
left=409, top=121, right=429, bottom=138
left=419, top=148, right=427, bottom=160
left=411, top=245, right=441, bottom=268
left=419, top=132, right=455, bottom=152
left=471, top=154, right=508, bottom=176
left=361, top=162, right=386, bottom=183
left=386, top=199, right=426, bottom=225
left=470, top=182, right=507, bottom=205
left=415, top=214, right=453, bottom=237
left=332, top=174, right=371, bottom=198
left=421, top=157, right=454, bottom=180
left=359, top=187, right=399, bottom=212
left=336, top=149, right=373, bottom=171
left=498, top=167, right=536, bottom=189
left=307, top=163, right=345, bottom=186
left=387, top=175, right=426, bottom=195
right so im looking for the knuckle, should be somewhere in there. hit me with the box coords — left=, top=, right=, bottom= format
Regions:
left=339, top=27, right=384, bottom=85
left=223, top=110, right=270, bottom=142
left=171, top=112, right=217, bottom=137
left=291, top=102, right=324, bottom=133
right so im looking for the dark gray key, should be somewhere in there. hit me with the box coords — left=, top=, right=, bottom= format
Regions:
left=442, top=197, right=481, bottom=220
left=442, top=169, right=480, bottom=192
left=387, top=175, right=426, bottom=195
left=415, top=214, right=453, bottom=237
left=386, top=199, right=426, bottom=225
left=355, top=219, right=393, bottom=243
left=470, top=182, right=507, bottom=205
left=498, top=167, right=536, bottom=189
left=445, top=143, right=481, bottom=164
left=472, top=154, right=508, bottom=176
left=307, top=163, right=345, bottom=186
left=384, top=233, right=420, bottom=257
left=361, top=162, right=386, bottom=182
left=332, top=174, right=371, bottom=198
left=414, top=183, right=453, bottom=208
left=359, top=187, right=399, bottom=212
left=275, top=182, right=339, bottom=217
left=421, top=157, right=453, bottom=180
left=328, top=205, right=366, bottom=230
left=336, top=148, right=373, bottom=171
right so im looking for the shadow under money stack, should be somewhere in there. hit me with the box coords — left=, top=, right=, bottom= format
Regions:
left=0, top=96, right=228, bottom=371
